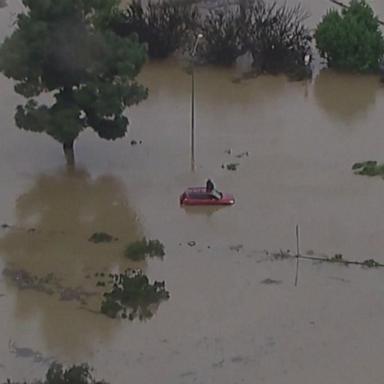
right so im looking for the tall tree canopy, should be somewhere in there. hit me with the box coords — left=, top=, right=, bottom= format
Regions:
left=0, top=0, right=148, bottom=166
left=315, top=0, right=384, bottom=72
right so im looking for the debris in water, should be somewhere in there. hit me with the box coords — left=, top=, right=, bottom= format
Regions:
left=327, top=253, right=348, bottom=265
left=271, top=249, right=292, bottom=260
left=229, top=244, right=243, bottom=252
left=261, top=278, right=282, bottom=285
left=187, top=241, right=196, bottom=247
left=223, top=163, right=239, bottom=171
left=212, top=359, right=225, bottom=368
left=362, top=258, right=382, bottom=268
left=235, top=151, right=249, bottom=158
left=8, top=340, right=53, bottom=365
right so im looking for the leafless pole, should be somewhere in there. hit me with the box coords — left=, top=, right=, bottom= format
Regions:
left=294, top=224, right=300, bottom=286
left=190, top=34, right=203, bottom=172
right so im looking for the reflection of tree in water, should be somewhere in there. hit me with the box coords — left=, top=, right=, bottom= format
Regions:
left=0, top=169, right=144, bottom=356
left=313, top=69, right=379, bottom=123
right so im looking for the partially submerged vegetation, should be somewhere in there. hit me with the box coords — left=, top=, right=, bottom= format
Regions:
left=199, top=8, right=243, bottom=66
left=88, top=232, right=117, bottom=243
left=124, top=238, right=165, bottom=261
left=222, top=162, right=240, bottom=171
left=243, top=1, right=312, bottom=78
left=110, top=0, right=198, bottom=58
left=269, top=250, right=383, bottom=268
left=352, top=161, right=384, bottom=177
left=112, top=0, right=312, bottom=77
left=3, top=362, right=107, bottom=384
left=101, top=270, right=169, bottom=320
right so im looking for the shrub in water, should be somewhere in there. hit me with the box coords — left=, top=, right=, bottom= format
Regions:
left=101, top=270, right=169, bottom=320
left=243, top=0, right=312, bottom=76
left=110, top=0, right=198, bottom=58
left=352, top=161, right=384, bottom=176
left=199, top=8, right=244, bottom=65
left=124, top=238, right=165, bottom=261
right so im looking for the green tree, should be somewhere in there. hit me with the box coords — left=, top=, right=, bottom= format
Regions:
left=0, top=0, right=147, bottom=167
left=4, top=362, right=107, bottom=384
left=315, top=0, right=384, bottom=72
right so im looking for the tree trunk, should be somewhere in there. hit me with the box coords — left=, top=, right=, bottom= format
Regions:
left=63, top=141, right=75, bottom=168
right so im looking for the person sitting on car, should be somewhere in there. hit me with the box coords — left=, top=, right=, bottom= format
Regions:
left=206, top=179, right=215, bottom=193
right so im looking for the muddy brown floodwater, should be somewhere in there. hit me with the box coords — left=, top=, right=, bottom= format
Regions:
left=1, top=0, right=384, bottom=383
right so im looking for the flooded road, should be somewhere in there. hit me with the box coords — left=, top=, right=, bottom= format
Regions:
left=1, top=0, right=384, bottom=383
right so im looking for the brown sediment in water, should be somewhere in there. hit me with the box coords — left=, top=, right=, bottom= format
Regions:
left=1, top=1, right=384, bottom=382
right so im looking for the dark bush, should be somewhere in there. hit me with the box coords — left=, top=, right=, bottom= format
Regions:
left=4, top=362, right=106, bottom=384
left=243, top=0, right=312, bottom=76
left=101, top=270, right=169, bottom=320
left=88, top=232, right=116, bottom=243
left=199, top=8, right=244, bottom=65
left=124, top=238, right=165, bottom=261
left=110, top=0, right=198, bottom=58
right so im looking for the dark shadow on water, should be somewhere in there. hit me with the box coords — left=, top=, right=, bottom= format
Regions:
left=313, top=69, right=380, bottom=123
left=0, top=168, right=149, bottom=356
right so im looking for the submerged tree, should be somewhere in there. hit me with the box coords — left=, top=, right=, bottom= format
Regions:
left=0, top=0, right=147, bottom=167
left=110, top=0, right=198, bottom=59
left=101, top=269, right=169, bottom=320
left=193, top=0, right=311, bottom=75
left=199, top=8, right=244, bottom=66
left=243, top=0, right=312, bottom=76
left=315, top=0, right=384, bottom=72
left=4, top=362, right=107, bottom=384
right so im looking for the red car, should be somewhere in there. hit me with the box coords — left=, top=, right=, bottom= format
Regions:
left=180, top=187, right=235, bottom=206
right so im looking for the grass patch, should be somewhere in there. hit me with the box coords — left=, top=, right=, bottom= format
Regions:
left=352, top=161, right=384, bottom=177
left=100, top=270, right=169, bottom=320
left=124, top=238, right=165, bottom=261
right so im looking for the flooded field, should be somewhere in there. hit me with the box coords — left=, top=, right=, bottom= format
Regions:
left=1, top=0, right=384, bottom=383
